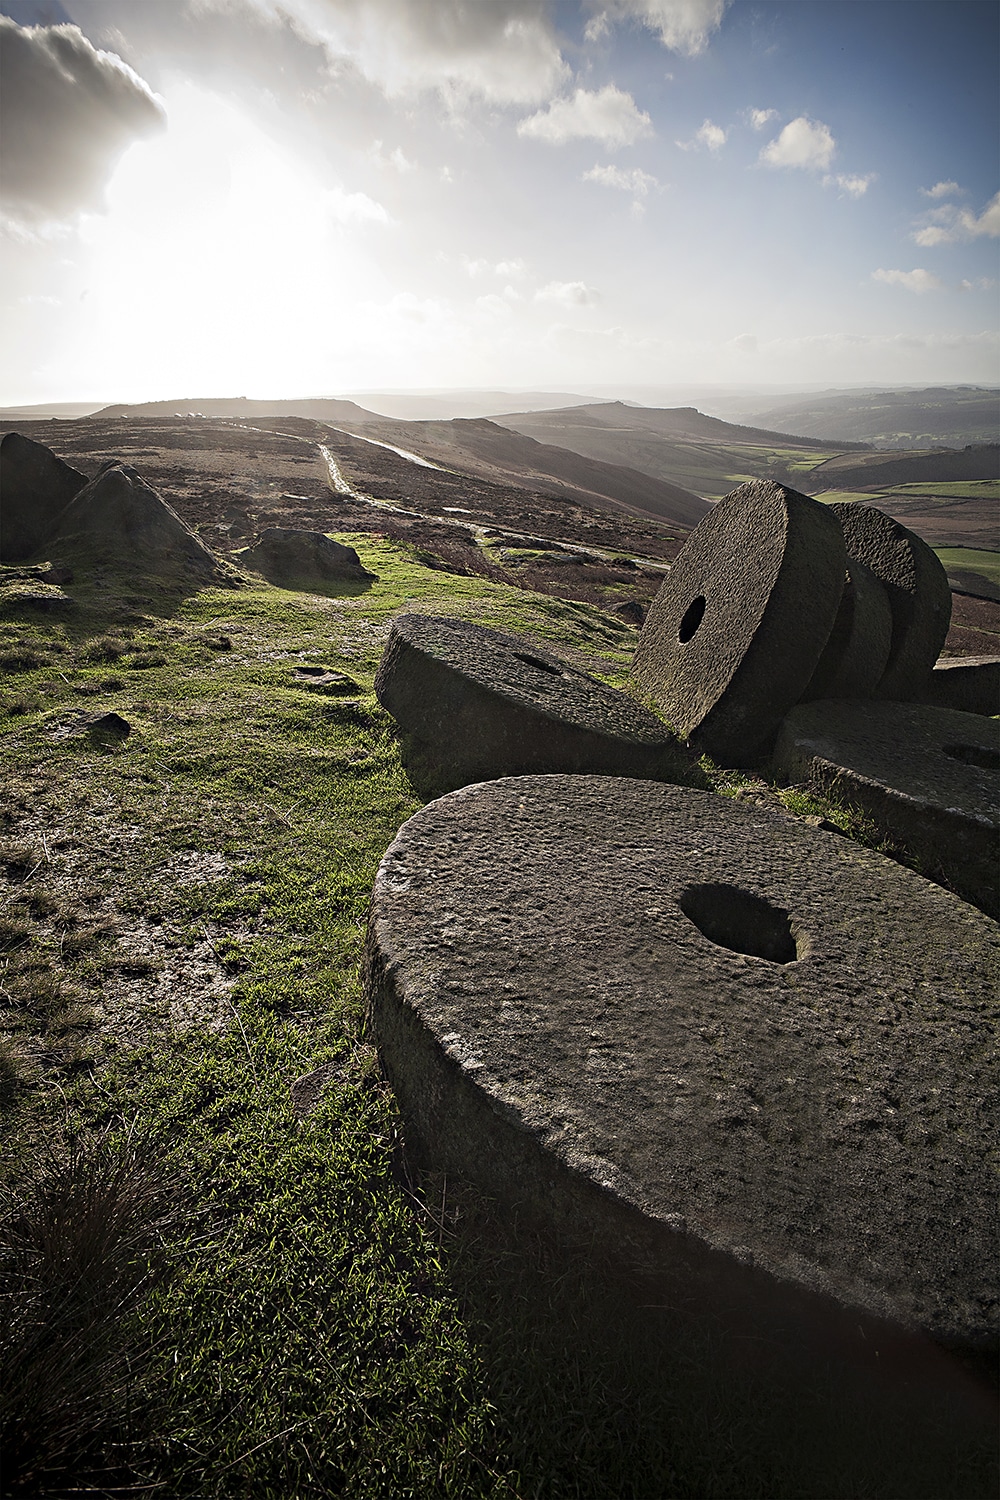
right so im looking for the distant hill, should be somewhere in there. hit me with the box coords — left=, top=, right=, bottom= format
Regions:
left=94, top=396, right=382, bottom=425
left=493, top=402, right=864, bottom=501
left=352, top=414, right=711, bottom=530
left=808, top=444, right=1000, bottom=491
left=743, top=387, right=1000, bottom=449
left=0, top=401, right=105, bottom=420
left=343, top=390, right=601, bottom=420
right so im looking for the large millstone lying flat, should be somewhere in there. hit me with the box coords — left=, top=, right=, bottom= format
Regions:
left=375, top=613, right=694, bottom=791
left=367, top=776, right=998, bottom=1355
left=0, top=431, right=87, bottom=562
left=772, top=699, right=999, bottom=918
left=830, top=503, right=952, bottom=701
left=632, top=481, right=846, bottom=765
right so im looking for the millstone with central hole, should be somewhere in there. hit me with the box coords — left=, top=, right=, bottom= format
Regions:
left=772, top=699, right=1000, bottom=918
left=829, top=503, right=952, bottom=701
left=632, top=481, right=846, bottom=765
left=366, top=776, right=998, bottom=1354
left=375, top=612, right=695, bottom=791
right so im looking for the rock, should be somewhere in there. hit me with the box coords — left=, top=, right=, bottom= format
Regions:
left=366, top=774, right=999, bottom=1358
left=771, top=699, right=999, bottom=917
left=632, top=481, right=846, bottom=765
left=48, top=463, right=221, bottom=584
left=613, top=600, right=646, bottom=626
left=800, top=557, right=893, bottom=701
left=291, top=665, right=359, bottom=692
left=0, top=580, right=74, bottom=613
left=913, top=656, right=999, bottom=717
left=0, top=432, right=87, bottom=562
left=238, top=527, right=376, bottom=590
left=829, top=503, right=952, bottom=701
left=374, top=612, right=698, bottom=794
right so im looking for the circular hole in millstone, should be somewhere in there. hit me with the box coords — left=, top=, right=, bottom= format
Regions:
left=679, top=883, right=800, bottom=964
left=941, top=743, right=1000, bottom=771
left=677, top=595, right=706, bottom=644
left=512, top=651, right=562, bottom=676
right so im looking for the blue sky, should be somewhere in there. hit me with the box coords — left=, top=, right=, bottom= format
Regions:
left=1, top=0, right=997, bottom=404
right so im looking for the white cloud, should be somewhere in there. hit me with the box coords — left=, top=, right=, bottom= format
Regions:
left=534, top=280, right=599, bottom=306
left=824, top=172, right=875, bottom=198
left=871, top=267, right=944, bottom=294
left=320, top=185, right=390, bottom=224
left=913, top=225, right=953, bottom=247
left=760, top=116, right=835, bottom=171
left=583, top=163, right=658, bottom=195
left=495, top=258, right=528, bottom=278
left=0, top=17, right=165, bottom=226
left=370, top=140, right=414, bottom=172
left=518, top=84, right=652, bottom=148
left=587, top=1, right=730, bottom=57
left=958, top=191, right=1000, bottom=238
left=911, top=191, right=1000, bottom=246
left=461, top=255, right=527, bottom=279
left=676, top=118, right=727, bottom=152
left=921, top=180, right=962, bottom=199
left=748, top=107, right=778, bottom=131
left=215, top=0, right=570, bottom=105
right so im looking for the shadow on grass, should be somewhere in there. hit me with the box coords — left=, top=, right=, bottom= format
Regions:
left=419, top=1172, right=998, bottom=1500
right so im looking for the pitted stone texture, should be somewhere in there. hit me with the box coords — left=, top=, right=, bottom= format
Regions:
left=772, top=699, right=999, bottom=918
left=366, top=776, right=998, bottom=1353
left=829, top=503, right=952, bottom=702
left=0, top=432, right=87, bottom=562
left=375, top=613, right=694, bottom=791
left=915, top=656, right=999, bottom=718
left=800, top=558, right=892, bottom=702
left=238, top=526, right=375, bottom=589
left=632, top=481, right=846, bottom=765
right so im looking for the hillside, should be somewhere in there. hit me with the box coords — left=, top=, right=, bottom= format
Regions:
left=495, top=402, right=863, bottom=500
left=350, top=414, right=711, bottom=529
left=807, top=444, right=999, bottom=490
left=744, top=387, right=1000, bottom=449
left=94, top=395, right=382, bottom=425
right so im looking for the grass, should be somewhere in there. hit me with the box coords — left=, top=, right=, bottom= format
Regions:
left=0, top=536, right=995, bottom=1498
left=933, top=547, right=1000, bottom=586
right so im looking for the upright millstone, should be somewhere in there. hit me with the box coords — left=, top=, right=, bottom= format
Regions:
left=375, top=613, right=696, bottom=793
left=632, top=481, right=846, bottom=764
left=799, top=557, right=893, bottom=701
left=829, top=503, right=952, bottom=701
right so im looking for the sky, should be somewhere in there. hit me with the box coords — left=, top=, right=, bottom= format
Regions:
left=1, top=0, right=998, bottom=405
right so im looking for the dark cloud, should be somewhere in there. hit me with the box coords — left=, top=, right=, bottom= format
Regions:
left=0, top=16, right=165, bottom=224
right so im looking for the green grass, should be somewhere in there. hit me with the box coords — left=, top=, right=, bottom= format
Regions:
left=933, top=547, right=1000, bottom=586
left=1, top=539, right=994, bottom=1499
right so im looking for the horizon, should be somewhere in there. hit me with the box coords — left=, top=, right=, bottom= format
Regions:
left=1, top=1, right=998, bottom=405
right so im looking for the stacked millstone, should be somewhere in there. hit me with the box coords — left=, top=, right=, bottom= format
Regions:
left=374, top=612, right=698, bottom=792
left=629, top=480, right=1000, bottom=908
left=366, top=775, right=999, bottom=1372
left=631, top=480, right=956, bottom=766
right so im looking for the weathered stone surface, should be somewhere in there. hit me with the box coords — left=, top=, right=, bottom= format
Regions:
left=366, top=775, right=998, bottom=1354
left=0, top=432, right=88, bottom=563
left=914, top=656, right=999, bottom=717
left=772, top=699, right=999, bottom=917
left=51, top=463, right=220, bottom=582
left=632, top=481, right=846, bottom=765
left=375, top=613, right=697, bottom=792
left=238, top=527, right=375, bottom=589
left=829, top=503, right=952, bottom=701
left=800, top=557, right=892, bottom=701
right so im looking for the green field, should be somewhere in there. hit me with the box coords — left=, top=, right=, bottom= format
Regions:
left=933, top=546, right=1000, bottom=586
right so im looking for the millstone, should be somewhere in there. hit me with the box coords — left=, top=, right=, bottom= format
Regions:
left=0, top=432, right=87, bottom=562
left=829, top=503, right=952, bottom=701
left=366, top=776, right=998, bottom=1354
left=374, top=613, right=694, bottom=791
left=915, top=656, right=999, bottom=718
left=772, top=699, right=999, bottom=917
left=632, top=481, right=846, bottom=765
left=800, top=557, right=892, bottom=701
